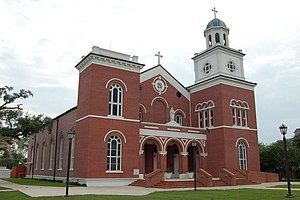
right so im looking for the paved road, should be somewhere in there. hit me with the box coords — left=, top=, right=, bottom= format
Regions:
left=0, top=179, right=299, bottom=197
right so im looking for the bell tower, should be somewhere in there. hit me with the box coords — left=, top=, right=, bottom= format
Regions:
left=193, top=8, right=245, bottom=83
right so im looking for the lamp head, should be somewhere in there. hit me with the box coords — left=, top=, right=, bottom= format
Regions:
left=192, top=139, right=197, bottom=147
left=279, top=124, right=287, bottom=135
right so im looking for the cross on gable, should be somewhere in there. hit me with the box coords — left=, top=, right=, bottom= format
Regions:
left=155, top=51, right=163, bottom=65
left=212, top=7, right=218, bottom=19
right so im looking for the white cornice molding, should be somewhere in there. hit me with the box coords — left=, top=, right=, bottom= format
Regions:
left=188, top=75, right=256, bottom=93
left=140, top=128, right=207, bottom=140
left=75, top=53, right=144, bottom=73
left=76, top=114, right=140, bottom=123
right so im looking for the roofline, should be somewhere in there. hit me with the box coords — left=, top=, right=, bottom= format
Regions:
left=74, top=52, right=145, bottom=69
left=141, top=64, right=189, bottom=93
left=53, top=106, right=77, bottom=120
left=192, top=45, right=245, bottom=60
left=187, top=74, right=257, bottom=90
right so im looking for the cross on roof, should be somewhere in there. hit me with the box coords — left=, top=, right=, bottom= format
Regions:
left=155, top=51, right=163, bottom=65
left=212, top=7, right=218, bottom=19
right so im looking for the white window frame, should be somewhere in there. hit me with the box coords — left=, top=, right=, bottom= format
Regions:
left=49, top=140, right=54, bottom=170
left=195, top=100, right=215, bottom=128
left=41, top=142, right=46, bottom=170
left=58, top=136, right=64, bottom=170
left=35, top=144, right=39, bottom=170
left=175, top=113, right=183, bottom=125
left=70, top=138, right=75, bottom=170
left=230, top=100, right=249, bottom=127
left=109, top=83, right=123, bottom=117
left=238, top=142, right=247, bottom=170
left=107, top=135, right=122, bottom=172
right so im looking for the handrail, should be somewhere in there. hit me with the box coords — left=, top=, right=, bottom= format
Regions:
left=197, top=168, right=213, bottom=187
left=144, top=169, right=164, bottom=188
left=219, top=168, right=236, bottom=185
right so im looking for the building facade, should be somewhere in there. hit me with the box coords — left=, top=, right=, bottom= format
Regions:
left=27, top=16, right=261, bottom=186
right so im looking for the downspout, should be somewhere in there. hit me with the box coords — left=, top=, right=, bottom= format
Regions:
left=53, top=118, right=59, bottom=181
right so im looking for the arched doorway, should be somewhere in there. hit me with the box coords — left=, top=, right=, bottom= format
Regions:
left=187, top=145, right=200, bottom=172
left=166, top=143, right=180, bottom=178
left=144, top=142, right=158, bottom=174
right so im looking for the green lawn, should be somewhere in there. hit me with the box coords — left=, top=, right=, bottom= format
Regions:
left=1, top=178, right=81, bottom=187
left=0, top=186, right=9, bottom=190
left=271, top=184, right=300, bottom=189
left=0, top=189, right=300, bottom=200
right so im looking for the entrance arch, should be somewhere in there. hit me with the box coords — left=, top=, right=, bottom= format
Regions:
left=144, top=142, right=158, bottom=174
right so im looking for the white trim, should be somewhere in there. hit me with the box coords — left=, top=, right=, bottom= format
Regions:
left=144, top=126, right=159, bottom=129
left=174, top=109, right=187, bottom=118
left=195, top=100, right=215, bottom=111
left=140, top=129, right=207, bottom=141
left=105, top=78, right=128, bottom=91
left=163, top=137, right=184, bottom=151
left=187, top=130, right=200, bottom=133
left=141, top=121, right=206, bottom=131
left=167, top=128, right=180, bottom=131
left=139, top=104, right=147, bottom=113
left=106, top=170, right=123, bottom=174
left=150, top=96, right=169, bottom=108
left=235, top=137, right=250, bottom=148
left=208, top=125, right=257, bottom=131
left=76, top=54, right=144, bottom=73
left=189, top=76, right=255, bottom=93
left=76, top=114, right=140, bottom=123
left=140, top=65, right=190, bottom=100
left=139, top=135, right=164, bottom=152
left=104, top=130, right=127, bottom=143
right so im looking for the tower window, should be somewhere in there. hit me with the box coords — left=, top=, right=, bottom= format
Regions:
left=230, top=99, right=249, bottom=127
left=208, top=35, right=212, bottom=47
left=223, top=34, right=227, bottom=46
left=107, top=135, right=122, bottom=171
left=195, top=100, right=215, bottom=128
left=215, top=33, right=220, bottom=43
left=238, top=142, right=247, bottom=170
left=203, top=63, right=212, bottom=74
left=227, top=61, right=236, bottom=73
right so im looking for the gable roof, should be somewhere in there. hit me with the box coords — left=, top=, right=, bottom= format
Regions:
left=140, top=65, right=190, bottom=100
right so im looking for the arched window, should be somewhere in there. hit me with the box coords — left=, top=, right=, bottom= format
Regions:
left=208, top=35, right=212, bottom=47
left=215, top=33, right=220, bottom=43
left=238, top=142, right=247, bottom=170
left=58, top=136, right=64, bottom=169
left=109, top=83, right=123, bottom=116
left=223, top=33, right=227, bottom=46
left=230, top=100, right=249, bottom=127
left=107, top=135, right=122, bottom=171
left=41, top=142, right=46, bottom=170
left=35, top=144, right=39, bottom=170
left=175, top=113, right=183, bottom=126
left=195, top=100, right=215, bottom=128
left=49, top=140, right=54, bottom=170
left=70, top=138, right=75, bottom=170
left=139, top=108, right=143, bottom=122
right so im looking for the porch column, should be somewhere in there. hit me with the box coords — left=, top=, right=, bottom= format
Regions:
left=139, top=150, right=145, bottom=175
left=180, top=152, right=188, bottom=173
left=159, top=151, right=167, bottom=171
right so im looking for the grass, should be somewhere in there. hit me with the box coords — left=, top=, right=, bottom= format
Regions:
left=1, top=178, right=82, bottom=187
left=0, top=189, right=300, bottom=200
left=0, top=186, right=9, bottom=190
left=271, top=184, right=300, bottom=189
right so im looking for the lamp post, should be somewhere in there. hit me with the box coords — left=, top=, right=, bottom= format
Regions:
left=279, top=124, right=293, bottom=198
left=192, top=139, right=197, bottom=191
left=65, top=130, right=76, bottom=198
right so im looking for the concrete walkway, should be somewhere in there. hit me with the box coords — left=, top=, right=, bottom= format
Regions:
left=0, top=179, right=299, bottom=197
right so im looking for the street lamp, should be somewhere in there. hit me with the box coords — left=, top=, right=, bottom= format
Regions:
left=279, top=124, right=293, bottom=198
left=65, top=130, right=76, bottom=198
left=192, top=139, right=197, bottom=191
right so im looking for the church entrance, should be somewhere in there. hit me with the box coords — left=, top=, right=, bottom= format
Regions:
left=187, top=145, right=200, bottom=172
left=144, top=142, right=158, bottom=174
left=166, top=143, right=180, bottom=178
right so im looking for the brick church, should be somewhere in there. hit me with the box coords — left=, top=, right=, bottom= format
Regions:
left=27, top=13, right=274, bottom=187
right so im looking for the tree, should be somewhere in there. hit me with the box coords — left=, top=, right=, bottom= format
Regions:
left=0, top=86, right=52, bottom=168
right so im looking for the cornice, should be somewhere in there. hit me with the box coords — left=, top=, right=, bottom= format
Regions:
left=75, top=53, right=145, bottom=73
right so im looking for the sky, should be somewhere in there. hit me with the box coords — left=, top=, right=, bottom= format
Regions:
left=0, top=0, right=299, bottom=144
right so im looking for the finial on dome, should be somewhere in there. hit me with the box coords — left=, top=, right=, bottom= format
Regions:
left=212, top=7, right=218, bottom=19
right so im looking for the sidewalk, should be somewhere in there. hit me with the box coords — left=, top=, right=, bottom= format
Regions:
left=0, top=179, right=299, bottom=197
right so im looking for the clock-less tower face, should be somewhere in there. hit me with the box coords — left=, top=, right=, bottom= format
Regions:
left=192, top=17, right=246, bottom=83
